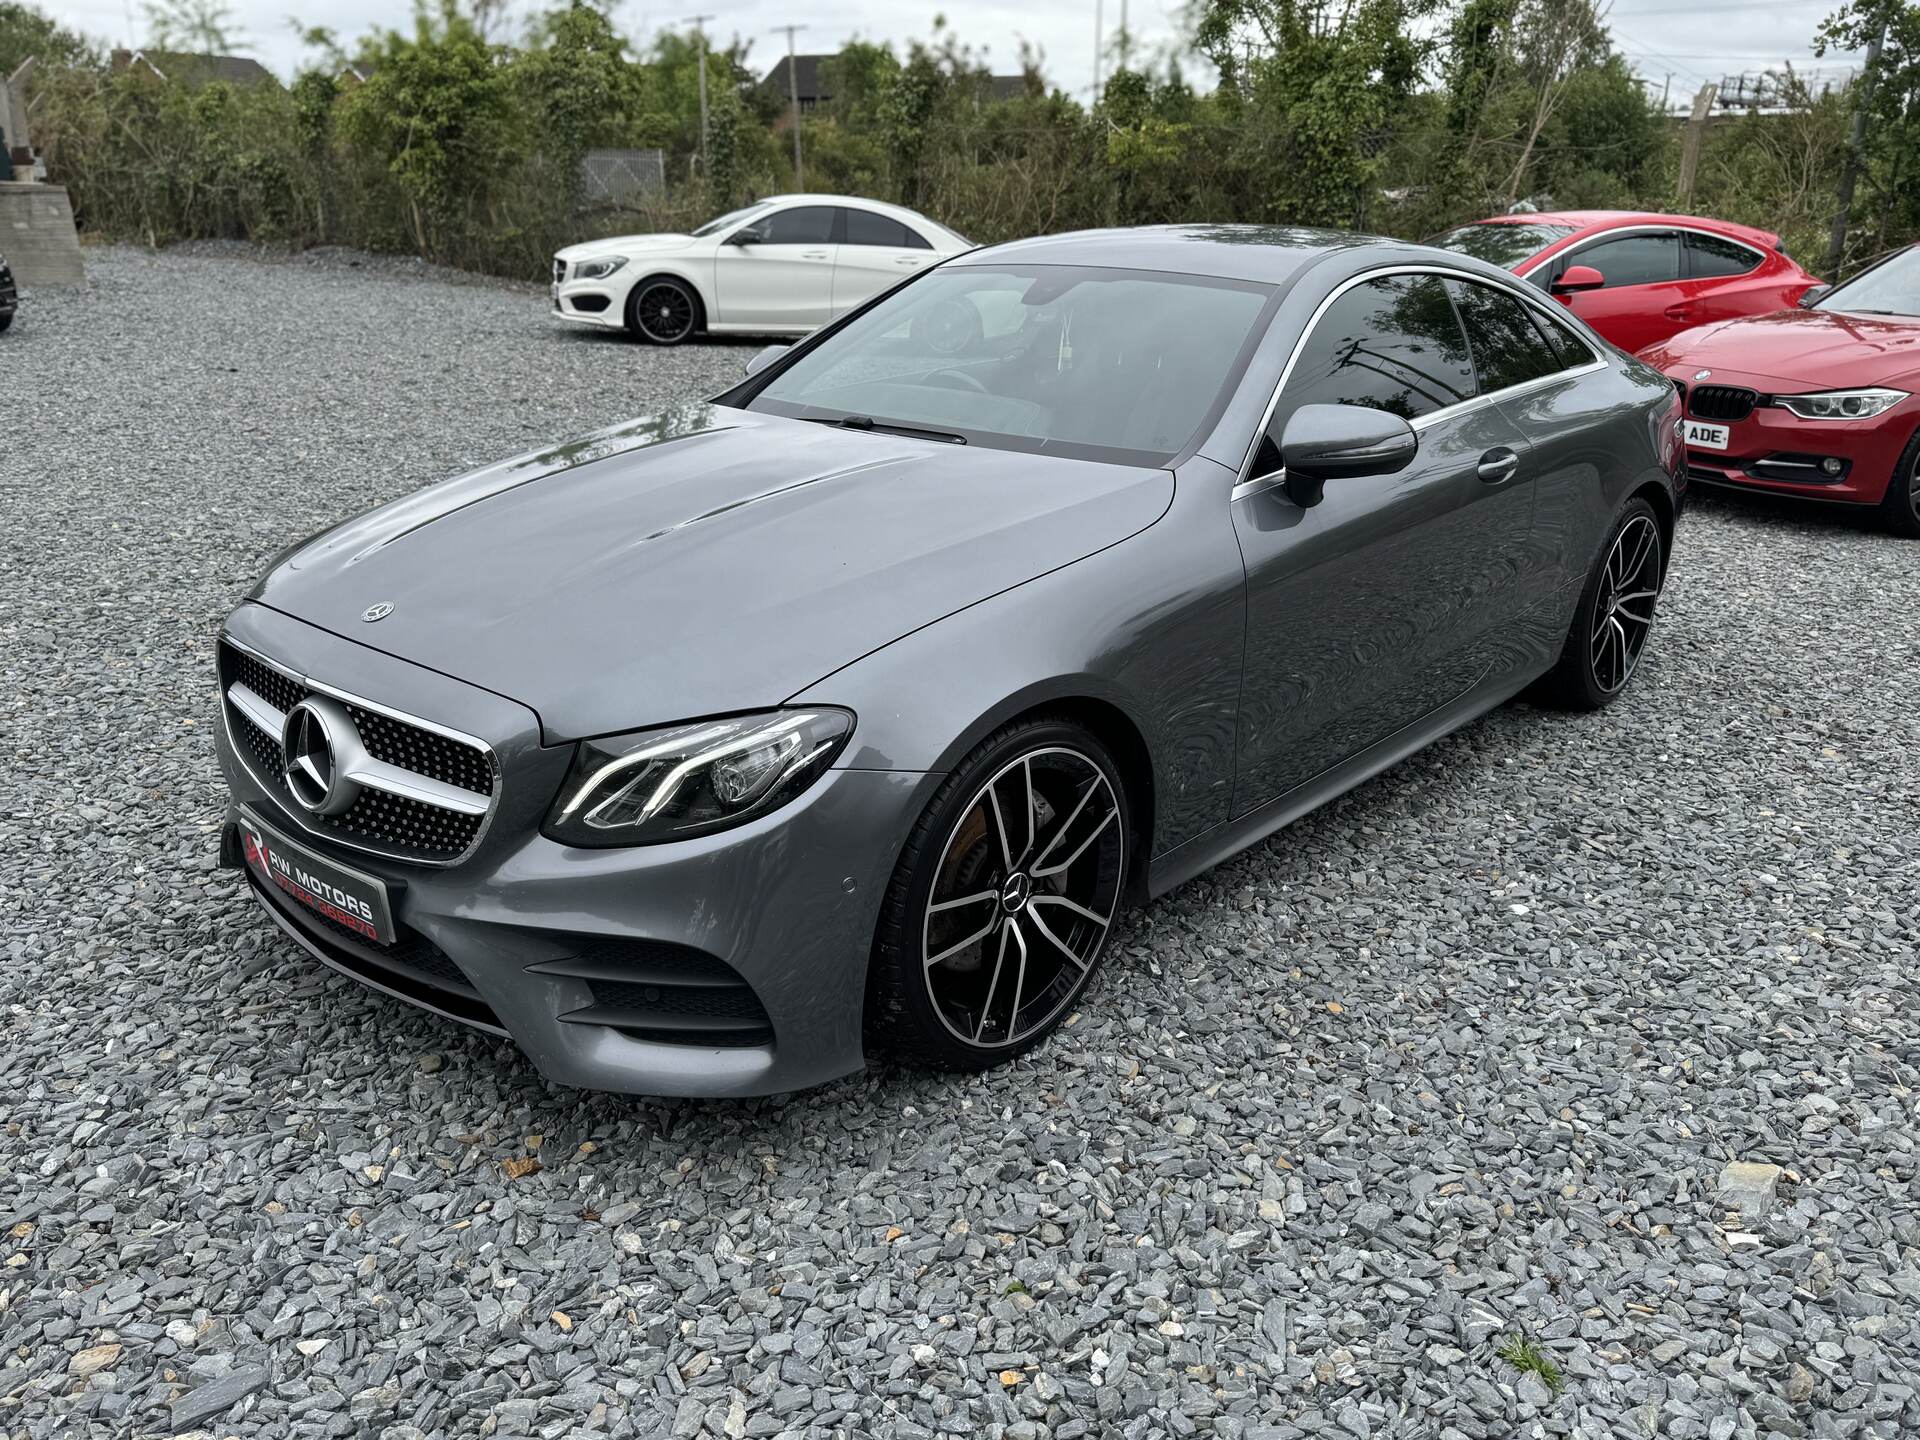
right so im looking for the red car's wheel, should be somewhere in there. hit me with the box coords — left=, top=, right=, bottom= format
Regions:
left=1879, top=428, right=1920, bottom=538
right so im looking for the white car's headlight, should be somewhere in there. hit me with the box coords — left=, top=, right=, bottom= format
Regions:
left=544, top=709, right=853, bottom=846
left=570, top=256, right=629, bottom=282
left=1775, top=387, right=1908, bottom=420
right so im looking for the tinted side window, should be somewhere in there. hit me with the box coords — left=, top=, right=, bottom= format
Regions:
left=1278, top=275, right=1475, bottom=424
left=1571, top=233, right=1681, bottom=288
left=761, top=206, right=837, bottom=244
left=843, top=209, right=910, bottom=247
left=1448, top=279, right=1567, bottom=391
left=1686, top=232, right=1761, bottom=278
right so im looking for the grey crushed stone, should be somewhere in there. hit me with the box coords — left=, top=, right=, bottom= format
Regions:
left=1, top=244, right=1918, bottom=1438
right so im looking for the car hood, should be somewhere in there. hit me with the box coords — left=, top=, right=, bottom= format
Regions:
left=251, top=405, right=1174, bottom=742
left=1643, top=308, right=1920, bottom=389
left=556, top=233, right=697, bottom=262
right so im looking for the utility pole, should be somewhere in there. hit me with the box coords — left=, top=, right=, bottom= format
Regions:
left=1675, top=81, right=1716, bottom=210
left=686, top=14, right=715, bottom=175
left=773, top=24, right=807, bottom=189
left=1093, top=0, right=1103, bottom=102
left=1828, top=14, right=1888, bottom=276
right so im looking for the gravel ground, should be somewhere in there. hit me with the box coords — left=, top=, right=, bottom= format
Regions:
left=2, top=245, right=1918, bottom=1440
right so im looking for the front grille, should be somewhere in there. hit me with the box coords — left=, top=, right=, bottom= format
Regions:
left=534, top=937, right=775, bottom=1049
left=220, top=641, right=496, bottom=864
left=569, top=294, right=610, bottom=314
left=552, top=258, right=566, bottom=285
left=1690, top=385, right=1758, bottom=422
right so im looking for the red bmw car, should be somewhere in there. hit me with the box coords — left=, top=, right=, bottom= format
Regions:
left=1431, top=211, right=1823, bottom=353
left=1640, top=245, right=1920, bottom=536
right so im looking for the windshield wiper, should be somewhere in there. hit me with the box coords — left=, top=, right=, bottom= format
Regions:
left=801, top=414, right=967, bottom=445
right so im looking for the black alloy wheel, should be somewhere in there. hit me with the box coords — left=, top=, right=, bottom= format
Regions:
left=630, top=278, right=698, bottom=345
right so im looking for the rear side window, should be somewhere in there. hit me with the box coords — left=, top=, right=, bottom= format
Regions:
left=1446, top=279, right=1570, bottom=391
left=1278, top=274, right=1475, bottom=424
left=843, top=209, right=930, bottom=249
left=1566, top=232, right=1681, bottom=288
left=761, top=206, right=837, bottom=244
left=1685, top=232, right=1762, bottom=278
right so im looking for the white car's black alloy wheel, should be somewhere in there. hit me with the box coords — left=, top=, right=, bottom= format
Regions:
left=634, top=280, right=696, bottom=344
left=920, top=746, right=1124, bottom=1049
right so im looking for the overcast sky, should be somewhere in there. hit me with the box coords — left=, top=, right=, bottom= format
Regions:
left=62, top=0, right=1859, bottom=110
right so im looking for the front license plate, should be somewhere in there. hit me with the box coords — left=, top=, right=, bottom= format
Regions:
left=1684, top=420, right=1730, bottom=451
left=240, top=807, right=395, bottom=945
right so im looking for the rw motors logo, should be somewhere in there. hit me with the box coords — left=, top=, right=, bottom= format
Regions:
left=242, top=822, right=376, bottom=926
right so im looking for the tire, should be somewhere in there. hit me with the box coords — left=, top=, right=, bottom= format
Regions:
left=866, top=718, right=1131, bottom=1071
left=1535, top=497, right=1665, bottom=711
left=625, top=276, right=701, bottom=345
left=0, top=311, right=12, bottom=334
left=1876, top=427, right=1920, bottom=538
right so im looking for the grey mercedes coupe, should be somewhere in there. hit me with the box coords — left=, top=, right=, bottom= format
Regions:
left=215, top=225, right=1686, bottom=1096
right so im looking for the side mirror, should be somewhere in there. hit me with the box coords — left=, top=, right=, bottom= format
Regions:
left=744, top=342, right=789, bottom=378
left=728, top=226, right=764, bottom=247
left=1273, top=403, right=1417, bottom=506
left=1797, top=283, right=1831, bottom=308
left=1551, top=264, right=1606, bottom=296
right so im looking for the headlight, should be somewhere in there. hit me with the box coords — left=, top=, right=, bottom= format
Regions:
left=570, top=256, right=628, bottom=282
left=544, top=709, right=853, bottom=847
left=1775, top=387, right=1907, bottom=420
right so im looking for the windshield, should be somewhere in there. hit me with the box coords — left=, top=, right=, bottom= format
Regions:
left=692, top=202, right=773, bottom=238
left=1815, top=245, right=1920, bottom=316
left=747, top=264, right=1274, bottom=465
left=1429, top=221, right=1577, bottom=269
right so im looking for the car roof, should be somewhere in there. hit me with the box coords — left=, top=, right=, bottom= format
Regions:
left=950, top=224, right=1420, bottom=285
left=1472, top=210, right=1782, bottom=250
left=757, top=193, right=958, bottom=232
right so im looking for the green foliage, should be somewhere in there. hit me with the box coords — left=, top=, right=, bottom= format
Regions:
left=18, top=0, right=1914, bottom=282
left=0, top=1, right=94, bottom=75
left=1496, top=1334, right=1567, bottom=1394
left=143, top=0, right=244, bottom=54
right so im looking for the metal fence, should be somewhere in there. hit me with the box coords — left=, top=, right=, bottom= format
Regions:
left=579, top=149, right=666, bottom=210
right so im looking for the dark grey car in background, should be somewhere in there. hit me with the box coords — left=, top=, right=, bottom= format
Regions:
left=215, top=225, right=1685, bottom=1096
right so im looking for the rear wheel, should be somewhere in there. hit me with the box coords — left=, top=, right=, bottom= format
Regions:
left=1876, top=428, right=1920, bottom=538
left=1536, top=498, right=1664, bottom=710
left=866, top=719, right=1129, bottom=1071
left=626, top=277, right=700, bottom=345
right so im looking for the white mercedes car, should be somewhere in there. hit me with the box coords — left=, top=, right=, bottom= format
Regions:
left=551, top=194, right=974, bottom=344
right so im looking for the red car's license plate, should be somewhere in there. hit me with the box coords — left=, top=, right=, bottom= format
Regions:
left=240, top=807, right=396, bottom=945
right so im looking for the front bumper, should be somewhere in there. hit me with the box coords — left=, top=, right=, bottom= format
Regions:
left=215, top=602, right=930, bottom=1097
left=1668, top=378, right=1915, bottom=507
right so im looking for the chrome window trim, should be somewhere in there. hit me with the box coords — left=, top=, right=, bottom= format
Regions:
left=1231, top=262, right=1609, bottom=501
left=219, top=633, right=503, bottom=868
left=1515, top=223, right=1763, bottom=283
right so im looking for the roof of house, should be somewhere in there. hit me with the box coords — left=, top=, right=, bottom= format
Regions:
left=111, top=49, right=277, bottom=88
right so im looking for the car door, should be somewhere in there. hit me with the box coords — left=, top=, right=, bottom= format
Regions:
left=830, top=208, right=936, bottom=317
left=1677, top=230, right=1773, bottom=330
left=714, top=205, right=839, bottom=331
left=1543, top=230, right=1685, bottom=352
left=1230, top=271, right=1536, bottom=815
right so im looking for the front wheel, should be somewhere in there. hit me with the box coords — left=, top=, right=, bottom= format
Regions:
left=866, top=720, right=1130, bottom=1071
left=626, top=277, right=700, bottom=345
left=1536, top=498, right=1665, bottom=710
left=1877, top=428, right=1920, bottom=538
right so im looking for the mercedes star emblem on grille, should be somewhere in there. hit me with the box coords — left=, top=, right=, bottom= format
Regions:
left=280, top=697, right=363, bottom=816
left=361, top=601, right=394, bottom=623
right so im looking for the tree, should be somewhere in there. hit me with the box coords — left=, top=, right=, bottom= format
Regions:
left=0, top=2, right=95, bottom=75
left=144, top=0, right=246, bottom=53
left=1819, top=0, right=1920, bottom=259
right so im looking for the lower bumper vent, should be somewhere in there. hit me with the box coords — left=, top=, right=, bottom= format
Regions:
left=534, top=938, right=774, bottom=1048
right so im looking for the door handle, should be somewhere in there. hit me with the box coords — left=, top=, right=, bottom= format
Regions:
left=1663, top=303, right=1696, bottom=320
left=1477, top=448, right=1520, bottom=484
left=802, top=250, right=829, bottom=260
left=895, top=258, right=921, bottom=267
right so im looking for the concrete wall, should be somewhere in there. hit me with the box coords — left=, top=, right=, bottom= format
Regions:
left=0, top=182, right=85, bottom=286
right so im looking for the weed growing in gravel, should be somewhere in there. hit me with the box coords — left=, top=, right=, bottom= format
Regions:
left=1496, top=1334, right=1566, bottom=1394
